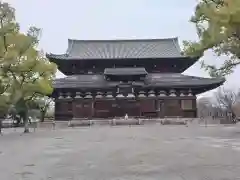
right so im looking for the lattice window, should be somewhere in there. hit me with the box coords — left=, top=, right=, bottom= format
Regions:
left=181, top=100, right=193, bottom=110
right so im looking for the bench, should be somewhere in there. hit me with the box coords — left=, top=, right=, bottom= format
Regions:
left=110, top=118, right=143, bottom=126
left=68, top=119, right=94, bottom=127
left=161, top=117, right=187, bottom=125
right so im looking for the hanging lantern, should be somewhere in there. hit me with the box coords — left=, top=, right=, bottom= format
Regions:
left=169, top=89, right=176, bottom=97
left=148, top=90, right=156, bottom=97
left=75, top=92, right=82, bottom=99
left=95, top=92, right=103, bottom=99
left=58, top=92, right=64, bottom=99
left=116, top=93, right=125, bottom=98
left=138, top=91, right=146, bottom=98
left=66, top=92, right=72, bottom=99
left=180, top=91, right=185, bottom=97
left=158, top=90, right=166, bottom=97
left=106, top=92, right=113, bottom=98
left=84, top=92, right=92, bottom=99
left=188, top=89, right=193, bottom=96
left=126, top=93, right=135, bottom=98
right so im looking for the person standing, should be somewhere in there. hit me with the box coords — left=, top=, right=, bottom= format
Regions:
left=68, top=119, right=72, bottom=127
left=52, top=119, right=56, bottom=130
left=124, top=113, right=128, bottom=121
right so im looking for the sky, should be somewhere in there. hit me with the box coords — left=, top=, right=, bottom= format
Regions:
left=4, top=0, right=239, bottom=97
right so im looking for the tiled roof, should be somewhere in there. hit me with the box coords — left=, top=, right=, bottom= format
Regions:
left=47, top=38, right=184, bottom=60
left=104, top=67, right=147, bottom=76
left=53, top=73, right=225, bottom=90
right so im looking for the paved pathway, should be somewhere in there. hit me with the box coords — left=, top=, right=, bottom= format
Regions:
left=1, top=125, right=240, bottom=179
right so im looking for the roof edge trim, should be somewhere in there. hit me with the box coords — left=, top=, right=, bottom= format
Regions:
left=67, top=37, right=179, bottom=43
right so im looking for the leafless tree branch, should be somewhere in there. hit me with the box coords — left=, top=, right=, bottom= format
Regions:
left=214, top=87, right=238, bottom=113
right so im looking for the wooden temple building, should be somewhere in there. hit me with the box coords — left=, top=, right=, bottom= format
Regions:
left=47, top=38, right=225, bottom=120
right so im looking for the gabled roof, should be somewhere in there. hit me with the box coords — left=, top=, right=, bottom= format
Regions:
left=52, top=73, right=225, bottom=94
left=104, top=67, right=148, bottom=76
left=47, top=37, right=184, bottom=60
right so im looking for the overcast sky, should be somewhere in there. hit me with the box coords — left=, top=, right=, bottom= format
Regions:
left=5, top=0, right=239, bottom=96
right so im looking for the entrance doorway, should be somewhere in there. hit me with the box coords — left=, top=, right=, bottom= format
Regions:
left=114, top=100, right=140, bottom=117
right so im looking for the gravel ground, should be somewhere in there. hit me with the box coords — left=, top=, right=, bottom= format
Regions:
left=1, top=124, right=240, bottom=180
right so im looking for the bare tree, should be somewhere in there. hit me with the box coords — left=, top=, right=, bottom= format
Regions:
left=232, top=89, right=240, bottom=119
left=214, top=87, right=238, bottom=122
left=197, top=97, right=213, bottom=118
left=35, top=97, right=53, bottom=122
left=197, top=97, right=225, bottom=118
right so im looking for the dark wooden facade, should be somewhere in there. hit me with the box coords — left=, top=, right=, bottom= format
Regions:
left=55, top=96, right=197, bottom=120
left=47, top=38, right=225, bottom=120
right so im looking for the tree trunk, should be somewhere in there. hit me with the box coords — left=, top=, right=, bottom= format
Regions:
left=40, top=110, right=46, bottom=122
left=232, top=111, right=237, bottom=124
left=23, top=111, right=30, bottom=133
left=0, top=119, right=2, bottom=135
left=24, top=120, right=29, bottom=133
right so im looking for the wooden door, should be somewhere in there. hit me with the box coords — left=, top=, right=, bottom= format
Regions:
left=94, top=100, right=112, bottom=118
left=164, top=100, right=181, bottom=117
left=115, top=100, right=140, bottom=117
left=73, top=101, right=92, bottom=118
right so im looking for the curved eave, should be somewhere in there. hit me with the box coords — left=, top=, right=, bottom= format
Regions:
left=46, top=53, right=200, bottom=74
left=46, top=53, right=199, bottom=61
left=146, top=78, right=225, bottom=91
left=193, top=79, right=225, bottom=94
left=46, top=53, right=69, bottom=62
left=180, top=56, right=200, bottom=72
left=50, top=77, right=225, bottom=93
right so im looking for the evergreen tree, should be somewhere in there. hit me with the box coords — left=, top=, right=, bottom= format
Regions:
left=183, top=0, right=240, bottom=77
left=0, top=2, right=57, bottom=133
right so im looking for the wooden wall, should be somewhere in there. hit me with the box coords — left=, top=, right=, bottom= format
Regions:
left=55, top=101, right=73, bottom=120
left=72, top=100, right=93, bottom=118
left=55, top=98, right=197, bottom=120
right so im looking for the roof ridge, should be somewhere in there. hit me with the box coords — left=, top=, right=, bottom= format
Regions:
left=182, top=74, right=225, bottom=80
left=67, top=37, right=178, bottom=43
left=48, top=37, right=187, bottom=59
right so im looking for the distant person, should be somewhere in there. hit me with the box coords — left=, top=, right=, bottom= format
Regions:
left=199, top=116, right=203, bottom=124
left=124, top=114, right=128, bottom=120
left=112, top=117, right=116, bottom=126
left=52, top=119, right=56, bottom=130
left=68, top=119, right=72, bottom=127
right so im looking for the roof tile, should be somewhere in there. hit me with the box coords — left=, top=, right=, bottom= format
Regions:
left=48, top=38, right=183, bottom=60
left=53, top=73, right=225, bottom=90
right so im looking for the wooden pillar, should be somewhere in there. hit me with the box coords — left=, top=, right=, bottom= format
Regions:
left=72, top=99, right=75, bottom=119
left=156, top=99, right=161, bottom=118
left=68, top=100, right=73, bottom=120
left=192, top=97, right=197, bottom=118
left=160, top=100, right=165, bottom=118
left=91, top=100, right=95, bottom=118
left=139, top=99, right=143, bottom=117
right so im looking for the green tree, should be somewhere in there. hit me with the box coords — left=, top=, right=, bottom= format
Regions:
left=36, top=97, right=53, bottom=122
left=183, top=0, right=240, bottom=77
left=0, top=95, right=8, bottom=134
left=0, top=2, right=57, bottom=133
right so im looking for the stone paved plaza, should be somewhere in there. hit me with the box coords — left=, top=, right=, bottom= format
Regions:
left=1, top=124, right=240, bottom=180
